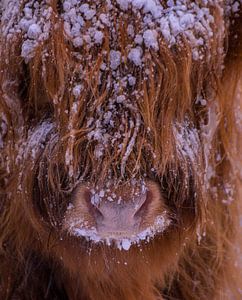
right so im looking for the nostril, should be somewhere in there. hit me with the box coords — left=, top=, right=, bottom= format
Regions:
left=91, top=203, right=104, bottom=220
left=134, top=191, right=152, bottom=219
left=84, top=190, right=104, bottom=220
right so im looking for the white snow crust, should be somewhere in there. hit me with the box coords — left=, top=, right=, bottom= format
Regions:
left=1, top=0, right=241, bottom=63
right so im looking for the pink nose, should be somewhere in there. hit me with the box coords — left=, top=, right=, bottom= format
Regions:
left=64, top=181, right=167, bottom=241
left=88, top=186, right=149, bottom=214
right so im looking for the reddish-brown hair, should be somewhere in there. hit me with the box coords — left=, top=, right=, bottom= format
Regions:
left=0, top=1, right=242, bottom=299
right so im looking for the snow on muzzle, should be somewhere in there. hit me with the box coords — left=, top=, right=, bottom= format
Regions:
left=63, top=181, right=171, bottom=251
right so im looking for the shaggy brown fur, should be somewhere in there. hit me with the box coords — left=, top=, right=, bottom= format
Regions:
left=0, top=1, right=242, bottom=299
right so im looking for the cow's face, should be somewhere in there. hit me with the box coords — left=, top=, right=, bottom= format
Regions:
left=1, top=0, right=223, bottom=246
left=1, top=0, right=240, bottom=297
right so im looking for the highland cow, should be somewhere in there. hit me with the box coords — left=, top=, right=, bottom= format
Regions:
left=0, top=0, right=242, bottom=299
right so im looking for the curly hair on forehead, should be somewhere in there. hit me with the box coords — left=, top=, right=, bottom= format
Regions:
left=0, top=1, right=242, bottom=299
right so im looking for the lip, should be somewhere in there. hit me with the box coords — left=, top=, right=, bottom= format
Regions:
left=65, top=213, right=171, bottom=250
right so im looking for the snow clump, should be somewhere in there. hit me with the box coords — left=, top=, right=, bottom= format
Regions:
left=2, top=0, right=240, bottom=62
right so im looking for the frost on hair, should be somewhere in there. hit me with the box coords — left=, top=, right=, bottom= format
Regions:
left=0, top=1, right=242, bottom=300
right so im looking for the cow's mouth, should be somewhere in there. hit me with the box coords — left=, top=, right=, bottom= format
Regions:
left=64, top=212, right=171, bottom=251
left=62, top=181, right=171, bottom=250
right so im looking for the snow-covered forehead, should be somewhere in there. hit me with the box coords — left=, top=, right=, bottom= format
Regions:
left=1, top=0, right=229, bottom=62
left=1, top=0, right=235, bottom=181
left=1, top=0, right=225, bottom=179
